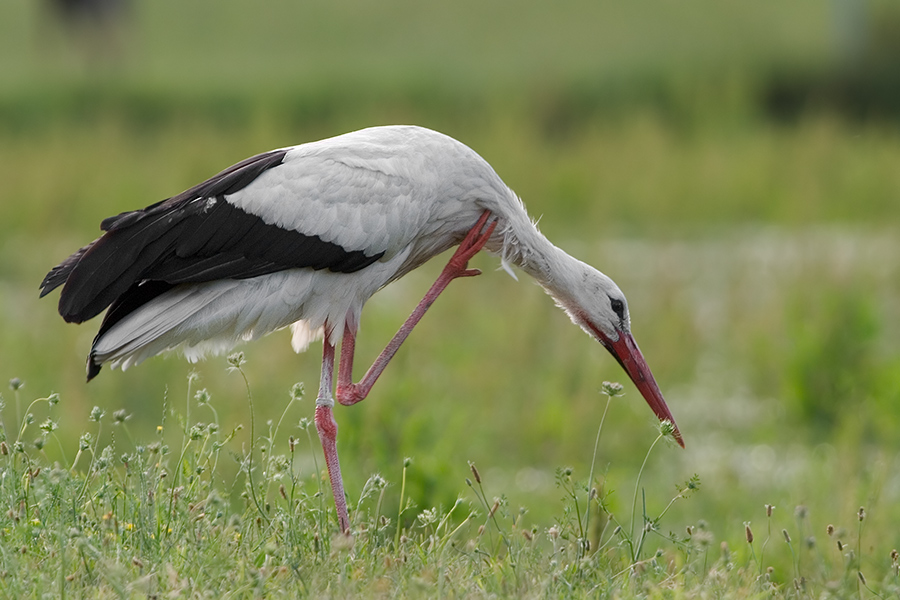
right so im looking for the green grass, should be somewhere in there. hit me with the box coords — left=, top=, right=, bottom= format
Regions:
left=1, top=0, right=833, bottom=92
left=4, top=371, right=899, bottom=598
left=3, top=0, right=900, bottom=596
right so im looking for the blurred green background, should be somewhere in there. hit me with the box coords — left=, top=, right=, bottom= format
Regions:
left=2, top=0, right=900, bottom=557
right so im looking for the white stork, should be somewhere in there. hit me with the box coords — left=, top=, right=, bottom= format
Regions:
left=41, top=125, right=682, bottom=534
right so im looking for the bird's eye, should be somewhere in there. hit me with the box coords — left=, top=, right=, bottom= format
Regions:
left=610, top=298, right=625, bottom=320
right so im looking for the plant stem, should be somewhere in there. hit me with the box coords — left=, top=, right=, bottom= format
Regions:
left=231, top=360, right=268, bottom=524
left=395, top=459, right=408, bottom=554
left=629, top=432, right=664, bottom=562
left=584, top=393, right=613, bottom=544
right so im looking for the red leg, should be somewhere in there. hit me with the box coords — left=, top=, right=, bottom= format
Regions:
left=336, top=210, right=497, bottom=406
left=313, top=338, right=351, bottom=533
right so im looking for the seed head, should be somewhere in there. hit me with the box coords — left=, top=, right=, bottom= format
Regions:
left=858, top=507, right=866, bottom=522
left=782, top=529, right=791, bottom=543
left=600, top=381, right=624, bottom=397
left=765, top=504, right=774, bottom=517
left=858, top=571, right=867, bottom=585
left=194, top=389, right=211, bottom=406
left=9, top=378, right=23, bottom=391
left=891, top=549, right=898, bottom=564
left=548, top=525, right=559, bottom=539
left=693, top=530, right=714, bottom=547
left=794, top=505, right=808, bottom=520
left=744, top=522, right=754, bottom=544
left=226, top=352, right=246, bottom=369
left=468, top=461, right=481, bottom=484
left=837, top=540, right=844, bottom=551
left=826, top=524, right=835, bottom=536
left=658, top=419, right=676, bottom=439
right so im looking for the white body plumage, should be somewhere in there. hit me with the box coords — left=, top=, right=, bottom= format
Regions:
left=45, top=126, right=567, bottom=372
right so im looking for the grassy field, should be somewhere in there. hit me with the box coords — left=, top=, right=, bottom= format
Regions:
left=2, top=0, right=900, bottom=596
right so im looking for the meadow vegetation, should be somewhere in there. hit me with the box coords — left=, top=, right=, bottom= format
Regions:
left=2, top=0, right=900, bottom=596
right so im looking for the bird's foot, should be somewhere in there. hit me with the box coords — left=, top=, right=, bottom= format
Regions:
left=445, top=210, right=498, bottom=278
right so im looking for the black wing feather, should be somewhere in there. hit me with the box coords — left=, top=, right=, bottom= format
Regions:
left=41, top=148, right=385, bottom=325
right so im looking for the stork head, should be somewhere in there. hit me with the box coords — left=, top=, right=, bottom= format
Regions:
left=552, top=260, right=684, bottom=447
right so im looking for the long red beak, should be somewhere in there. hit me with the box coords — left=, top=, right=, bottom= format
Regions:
left=593, top=327, right=684, bottom=448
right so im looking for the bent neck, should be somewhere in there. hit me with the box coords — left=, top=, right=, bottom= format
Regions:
left=497, top=214, right=584, bottom=303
